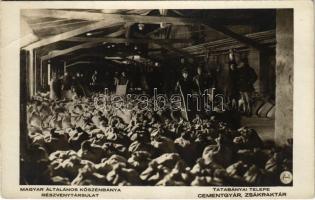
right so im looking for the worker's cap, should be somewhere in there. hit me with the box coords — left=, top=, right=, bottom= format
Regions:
left=181, top=68, right=188, bottom=73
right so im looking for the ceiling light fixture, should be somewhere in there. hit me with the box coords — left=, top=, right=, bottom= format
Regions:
left=160, top=22, right=168, bottom=28
left=138, top=23, right=145, bottom=31
left=159, top=9, right=168, bottom=16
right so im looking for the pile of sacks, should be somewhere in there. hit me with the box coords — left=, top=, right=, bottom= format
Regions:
left=22, top=94, right=292, bottom=186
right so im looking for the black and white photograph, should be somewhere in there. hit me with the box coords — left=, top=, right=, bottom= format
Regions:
left=1, top=0, right=314, bottom=197
left=19, top=8, right=295, bottom=187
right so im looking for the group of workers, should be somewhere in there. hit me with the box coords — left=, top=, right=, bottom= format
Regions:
left=49, top=51, right=257, bottom=116
left=49, top=71, right=129, bottom=100
left=175, top=56, right=257, bottom=115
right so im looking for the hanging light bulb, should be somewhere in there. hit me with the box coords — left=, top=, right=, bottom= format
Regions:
left=134, top=46, right=138, bottom=50
left=228, top=49, right=235, bottom=61
left=159, top=9, right=168, bottom=16
left=138, top=23, right=144, bottom=31
left=160, top=22, right=166, bottom=28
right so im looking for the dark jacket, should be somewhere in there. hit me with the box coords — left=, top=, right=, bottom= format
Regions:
left=237, top=65, right=257, bottom=92
left=177, top=77, right=194, bottom=95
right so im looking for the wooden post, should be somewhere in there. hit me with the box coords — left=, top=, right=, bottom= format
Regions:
left=34, top=50, right=37, bottom=94
left=28, top=50, right=34, bottom=98
left=63, top=61, right=67, bottom=74
left=47, top=61, right=51, bottom=86
left=40, top=59, right=43, bottom=88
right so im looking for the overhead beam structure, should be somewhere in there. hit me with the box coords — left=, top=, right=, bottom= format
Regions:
left=23, top=21, right=124, bottom=50
left=22, top=9, right=200, bottom=26
left=23, top=9, right=272, bottom=53
left=23, top=8, right=274, bottom=63
left=41, top=41, right=100, bottom=61
left=152, top=41, right=195, bottom=59
left=31, top=20, right=91, bottom=31
left=145, top=24, right=172, bottom=37
left=62, top=47, right=163, bottom=63
left=203, top=24, right=273, bottom=52
left=40, top=29, right=128, bottom=61
left=65, top=37, right=191, bottom=44
left=30, top=19, right=71, bottom=29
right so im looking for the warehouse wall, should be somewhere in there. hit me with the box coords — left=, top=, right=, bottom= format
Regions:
left=275, top=9, right=293, bottom=145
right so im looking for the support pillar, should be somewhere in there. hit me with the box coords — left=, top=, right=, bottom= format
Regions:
left=64, top=61, right=67, bottom=74
left=28, top=50, right=34, bottom=98
left=40, top=59, right=43, bottom=88
left=48, top=61, right=51, bottom=86
left=34, top=50, right=37, bottom=94
left=275, top=9, right=293, bottom=145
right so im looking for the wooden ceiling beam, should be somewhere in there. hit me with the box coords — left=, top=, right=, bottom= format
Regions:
left=65, top=61, right=93, bottom=68
left=152, top=41, right=195, bottom=59
left=22, top=9, right=200, bottom=26
left=203, top=24, right=273, bottom=52
left=23, top=9, right=273, bottom=54
left=41, top=41, right=100, bottom=61
left=65, top=37, right=191, bottom=44
left=182, top=30, right=275, bottom=51
left=22, top=9, right=105, bottom=21
left=129, top=29, right=196, bottom=59
left=60, top=48, right=163, bottom=63
left=61, top=54, right=102, bottom=63
left=40, top=29, right=126, bottom=60
left=32, top=20, right=90, bottom=31
left=30, top=18, right=70, bottom=27
left=103, top=29, right=126, bottom=38
left=23, top=20, right=124, bottom=50
left=145, top=24, right=172, bottom=37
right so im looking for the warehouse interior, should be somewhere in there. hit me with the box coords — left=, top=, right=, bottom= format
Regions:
left=20, top=9, right=293, bottom=186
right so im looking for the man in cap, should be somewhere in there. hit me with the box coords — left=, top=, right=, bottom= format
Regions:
left=175, top=68, right=195, bottom=120
left=176, top=68, right=193, bottom=95
left=193, top=66, right=210, bottom=94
